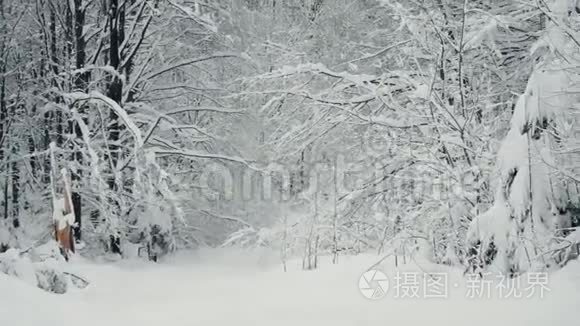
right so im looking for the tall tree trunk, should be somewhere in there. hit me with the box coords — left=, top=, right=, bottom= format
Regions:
left=71, top=0, right=88, bottom=242
left=49, top=4, right=64, bottom=147
left=107, top=0, right=122, bottom=181
left=0, top=0, right=7, bottom=223
left=106, top=0, right=124, bottom=254
left=11, top=142, right=19, bottom=228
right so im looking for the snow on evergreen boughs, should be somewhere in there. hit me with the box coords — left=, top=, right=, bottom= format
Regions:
left=466, top=0, right=580, bottom=275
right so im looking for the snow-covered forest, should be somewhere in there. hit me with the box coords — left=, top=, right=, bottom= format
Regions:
left=1, top=0, right=580, bottom=324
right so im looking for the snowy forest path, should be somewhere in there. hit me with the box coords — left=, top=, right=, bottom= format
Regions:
left=2, top=251, right=580, bottom=325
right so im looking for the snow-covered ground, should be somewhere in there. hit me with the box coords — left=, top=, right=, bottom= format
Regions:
left=1, top=250, right=580, bottom=326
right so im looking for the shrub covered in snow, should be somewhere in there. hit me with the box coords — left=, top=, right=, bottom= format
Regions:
left=0, top=242, right=88, bottom=294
